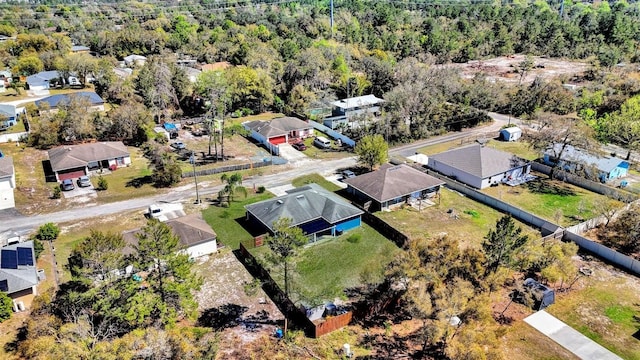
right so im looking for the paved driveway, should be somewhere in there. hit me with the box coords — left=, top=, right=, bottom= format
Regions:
left=524, top=310, right=622, bottom=360
left=277, top=143, right=309, bottom=164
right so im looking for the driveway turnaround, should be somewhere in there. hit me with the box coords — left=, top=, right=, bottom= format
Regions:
left=524, top=310, right=622, bottom=360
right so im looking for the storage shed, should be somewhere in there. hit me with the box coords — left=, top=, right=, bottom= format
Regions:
left=500, top=126, right=522, bottom=142
left=523, top=278, right=555, bottom=310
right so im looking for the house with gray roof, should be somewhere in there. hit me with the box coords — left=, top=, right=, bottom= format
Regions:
left=26, top=70, right=61, bottom=91
left=243, top=116, right=314, bottom=146
left=0, top=156, right=15, bottom=210
left=35, top=91, right=105, bottom=113
left=427, top=144, right=531, bottom=189
left=47, top=141, right=131, bottom=181
left=245, top=183, right=363, bottom=242
left=543, top=144, right=629, bottom=183
left=123, top=214, right=217, bottom=260
left=344, top=164, right=445, bottom=211
left=0, top=241, right=39, bottom=310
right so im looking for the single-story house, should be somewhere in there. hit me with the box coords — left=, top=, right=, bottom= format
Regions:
left=499, top=126, right=522, bottom=142
left=26, top=70, right=61, bottom=91
left=245, top=183, right=363, bottom=242
left=123, top=214, right=217, bottom=260
left=123, top=54, right=147, bottom=67
left=0, top=241, right=39, bottom=310
left=35, top=91, right=105, bottom=113
left=0, top=156, right=15, bottom=210
left=0, top=103, right=24, bottom=129
left=71, top=45, right=91, bottom=53
left=0, top=70, right=10, bottom=93
left=243, top=116, right=314, bottom=145
left=427, top=144, right=531, bottom=189
left=543, top=144, right=629, bottom=182
left=344, top=164, right=445, bottom=211
left=47, top=141, right=131, bottom=181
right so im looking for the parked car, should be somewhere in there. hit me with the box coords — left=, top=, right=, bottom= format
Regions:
left=61, top=179, right=75, bottom=191
left=292, top=142, right=307, bottom=151
left=341, top=170, right=356, bottom=180
left=77, top=176, right=91, bottom=188
left=170, top=141, right=186, bottom=150
left=313, top=136, right=332, bottom=149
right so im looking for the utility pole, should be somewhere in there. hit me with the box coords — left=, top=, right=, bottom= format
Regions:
left=330, top=0, right=334, bottom=38
left=191, top=151, right=200, bottom=204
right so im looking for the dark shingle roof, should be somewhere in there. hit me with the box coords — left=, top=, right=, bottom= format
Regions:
left=0, top=241, right=38, bottom=295
left=48, top=142, right=129, bottom=172
left=243, top=117, right=311, bottom=138
left=0, top=156, right=13, bottom=178
left=35, top=92, right=104, bottom=109
left=343, top=164, right=444, bottom=202
left=429, top=144, right=528, bottom=178
left=122, top=214, right=216, bottom=256
left=245, top=183, right=363, bottom=231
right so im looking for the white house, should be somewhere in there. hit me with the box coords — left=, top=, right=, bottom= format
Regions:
left=427, top=144, right=531, bottom=189
left=0, top=156, right=15, bottom=210
left=123, top=214, right=217, bottom=260
left=123, top=55, right=147, bottom=67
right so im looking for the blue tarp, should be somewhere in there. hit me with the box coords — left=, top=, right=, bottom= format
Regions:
left=163, top=122, right=177, bottom=131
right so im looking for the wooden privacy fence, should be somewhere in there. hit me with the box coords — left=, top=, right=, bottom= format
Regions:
left=360, top=211, right=410, bottom=249
left=182, top=160, right=272, bottom=178
left=236, top=243, right=354, bottom=338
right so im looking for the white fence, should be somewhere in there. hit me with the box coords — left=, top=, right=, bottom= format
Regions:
left=0, top=132, right=27, bottom=143
left=308, top=120, right=356, bottom=148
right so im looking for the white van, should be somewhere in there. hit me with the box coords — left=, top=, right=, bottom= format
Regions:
left=313, top=136, right=331, bottom=149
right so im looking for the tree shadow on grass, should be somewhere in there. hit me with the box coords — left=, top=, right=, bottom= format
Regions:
left=126, top=175, right=153, bottom=188
left=525, top=179, right=576, bottom=196
left=198, top=303, right=248, bottom=330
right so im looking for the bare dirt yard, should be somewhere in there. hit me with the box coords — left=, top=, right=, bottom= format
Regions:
left=193, top=249, right=284, bottom=356
left=445, top=55, right=590, bottom=84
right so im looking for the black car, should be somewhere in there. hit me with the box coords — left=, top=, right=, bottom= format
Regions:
left=292, top=142, right=307, bottom=151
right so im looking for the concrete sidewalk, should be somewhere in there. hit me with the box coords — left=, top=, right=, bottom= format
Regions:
left=524, top=310, right=622, bottom=360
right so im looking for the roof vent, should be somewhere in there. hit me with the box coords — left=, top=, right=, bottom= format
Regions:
left=296, top=195, right=305, bottom=199
left=276, top=200, right=284, bottom=204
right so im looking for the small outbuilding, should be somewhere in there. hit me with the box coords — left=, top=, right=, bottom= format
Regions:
left=499, top=126, right=522, bottom=142
left=523, top=278, right=555, bottom=311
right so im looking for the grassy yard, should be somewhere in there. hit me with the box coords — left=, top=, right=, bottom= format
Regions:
left=201, top=191, right=274, bottom=250
left=377, top=187, right=540, bottom=248
left=291, top=173, right=341, bottom=191
left=253, top=223, right=401, bottom=304
left=482, top=178, right=621, bottom=227
left=547, top=264, right=640, bottom=360
left=94, top=147, right=160, bottom=203
left=0, top=118, right=26, bottom=134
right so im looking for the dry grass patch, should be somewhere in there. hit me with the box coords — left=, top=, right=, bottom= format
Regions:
left=377, top=187, right=540, bottom=247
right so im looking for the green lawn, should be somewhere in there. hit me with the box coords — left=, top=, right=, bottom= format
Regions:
left=291, top=173, right=341, bottom=191
left=547, top=270, right=640, bottom=360
left=254, top=224, right=401, bottom=304
left=377, top=187, right=540, bottom=248
left=482, top=178, right=621, bottom=227
left=94, top=147, right=160, bottom=203
left=201, top=191, right=274, bottom=250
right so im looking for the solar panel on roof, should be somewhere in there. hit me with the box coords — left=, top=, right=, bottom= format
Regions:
left=0, top=279, right=7, bottom=292
left=17, top=247, right=34, bottom=266
left=1, top=250, right=17, bottom=269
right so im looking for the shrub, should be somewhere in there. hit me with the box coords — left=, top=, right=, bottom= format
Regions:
left=464, top=209, right=480, bottom=218
left=36, top=222, right=60, bottom=242
left=346, top=233, right=361, bottom=243
left=97, top=176, right=108, bottom=190
left=51, top=186, right=61, bottom=199
left=33, top=239, right=44, bottom=259
left=256, top=185, right=266, bottom=193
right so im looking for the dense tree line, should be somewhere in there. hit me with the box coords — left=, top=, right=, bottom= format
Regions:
left=3, top=1, right=640, bottom=147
